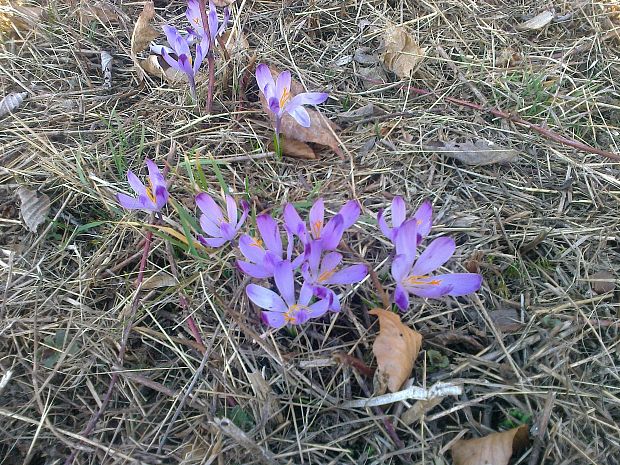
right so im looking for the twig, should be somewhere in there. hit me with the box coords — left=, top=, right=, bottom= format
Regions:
left=64, top=230, right=154, bottom=465
left=528, top=391, right=556, bottom=465
left=197, top=0, right=215, bottom=114
left=332, top=351, right=375, bottom=379
left=341, top=382, right=463, bottom=408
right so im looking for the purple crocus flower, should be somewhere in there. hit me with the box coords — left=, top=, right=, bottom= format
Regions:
left=283, top=198, right=360, bottom=250
left=391, top=220, right=482, bottom=311
left=186, top=0, right=229, bottom=45
left=116, top=159, right=168, bottom=212
left=378, top=196, right=432, bottom=243
left=237, top=214, right=303, bottom=278
left=196, top=193, right=249, bottom=248
left=255, top=63, right=329, bottom=135
left=246, top=260, right=331, bottom=328
left=151, top=25, right=206, bottom=100
left=301, top=241, right=368, bottom=312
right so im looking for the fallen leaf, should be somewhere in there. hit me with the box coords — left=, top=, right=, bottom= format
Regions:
left=0, top=91, right=27, bottom=117
left=259, top=67, right=342, bottom=158
left=269, top=136, right=316, bottom=160
left=142, top=272, right=178, bottom=289
left=354, top=47, right=379, bottom=64
left=220, top=28, right=249, bottom=58
left=0, top=2, right=45, bottom=36
left=590, top=270, right=615, bottom=294
left=382, top=25, right=426, bottom=78
left=338, top=103, right=381, bottom=122
left=489, top=308, right=524, bottom=332
left=357, top=66, right=388, bottom=89
left=101, top=51, right=113, bottom=89
left=516, top=10, right=554, bottom=31
left=451, top=425, right=529, bottom=465
left=369, top=308, right=422, bottom=394
left=139, top=54, right=187, bottom=83
left=425, top=139, right=519, bottom=165
left=130, top=1, right=159, bottom=81
left=16, top=187, right=50, bottom=232
left=247, top=371, right=284, bottom=425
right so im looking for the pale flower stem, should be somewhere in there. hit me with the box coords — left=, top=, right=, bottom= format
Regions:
left=274, top=117, right=282, bottom=159
left=64, top=229, right=154, bottom=465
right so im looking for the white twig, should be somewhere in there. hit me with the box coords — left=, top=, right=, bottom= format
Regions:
left=0, top=369, right=13, bottom=395
left=340, top=382, right=462, bottom=408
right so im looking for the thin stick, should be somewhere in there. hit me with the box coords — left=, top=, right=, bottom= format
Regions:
left=197, top=0, right=214, bottom=114
left=64, top=230, right=153, bottom=465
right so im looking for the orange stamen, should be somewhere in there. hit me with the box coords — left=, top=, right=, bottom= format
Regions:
left=311, top=220, right=323, bottom=238
left=146, top=179, right=157, bottom=203
left=249, top=237, right=263, bottom=248
left=404, top=275, right=441, bottom=286
left=318, top=269, right=336, bottom=283
left=279, top=87, right=291, bottom=108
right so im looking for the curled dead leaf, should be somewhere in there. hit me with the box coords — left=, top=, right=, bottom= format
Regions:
left=451, top=425, right=529, bottom=465
left=259, top=67, right=342, bottom=158
left=382, top=25, right=426, bottom=78
left=516, top=10, right=554, bottom=31
left=369, top=309, right=422, bottom=394
left=425, top=139, right=519, bottom=165
left=0, top=2, right=45, bottom=34
left=131, top=1, right=159, bottom=82
left=401, top=397, right=443, bottom=425
left=220, top=28, right=249, bottom=58
left=590, top=270, right=615, bottom=294
left=78, top=1, right=122, bottom=24
left=16, top=187, right=50, bottom=233
left=139, top=55, right=187, bottom=83
left=0, top=91, right=28, bottom=117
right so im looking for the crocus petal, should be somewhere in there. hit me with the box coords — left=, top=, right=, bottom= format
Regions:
left=309, top=198, right=324, bottom=239
left=283, top=203, right=306, bottom=240
left=236, top=200, right=249, bottom=231
left=286, top=92, right=329, bottom=110
left=319, top=251, right=342, bottom=278
left=200, top=214, right=222, bottom=237
left=288, top=106, right=311, bottom=127
left=276, top=71, right=291, bottom=103
left=256, top=214, right=283, bottom=256
left=411, top=236, right=455, bottom=276
left=261, top=311, right=286, bottom=329
left=160, top=47, right=181, bottom=72
left=117, top=193, right=147, bottom=210
left=154, top=185, right=169, bottom=209
left=391, top=254, right=412, bottom=282
left=246, top=284, right=287, bottom=312
left=428, top=273, right=483, bottom=296
left=337, top=200, right=360, bottom=229
left=328, top=291, right=341, bottom=312
left=413, top=200, right=433, bottom=240
left=394, top=219, right=418, bottom=261
left=299, top=282, right=314, bottom=306
left=406, top=282, right=453, bottom=299
left=274, top=260, right=295, bottom=307
left=291, top=252, right=305, bottom=270
left=377, top=209, right=393, bottom=239
left=219, top=222, right=236, bottom=241
left=327, top=264, right=368, bottom=285
left=225, top=195, right=237, bottom=228
left=198, top=235, right=228, bottom=248
left=268, top=97, right=281, bottom=115
left=196, top=193, right=225, bottom=224
left=256, top=64, right=275, bottom=98
left=238, top=234, right=266, bottom=263
left=320, top=214, right=344, bottom=250
left=207, top=1, right=218, bottom=41
left=218, top=7, right=230, bottom=36
left=163, top=25, right=183, bottom=51
left=193, top=40, right=206, bottom=74
left=394, top=284, right=410, bottom=311
left=391, top=196, right=407, bottom=228
left=145, top=159, right=166, bottom=191
left=177, top=54, right=194, bottom=78
left=306, top=241, right=322, bottom=278
left=307, top=299, right=329, bottom=319
left=237, top=260, right=272, bottom=279
left=126, top=170, right=146, bottom=196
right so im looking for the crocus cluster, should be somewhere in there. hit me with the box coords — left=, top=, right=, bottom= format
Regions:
left=151, top=0, right=228, bottom=100
left=115, top=161, right=482, bottom=328
left=380, top=197, right=482, bottom=311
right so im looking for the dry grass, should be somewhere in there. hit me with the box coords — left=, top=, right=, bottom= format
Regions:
left=1, top=0, right=620, bottom=464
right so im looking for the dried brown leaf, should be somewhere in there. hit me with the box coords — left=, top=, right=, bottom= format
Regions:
left=1, top=3, right=44, bottom=33
left=369, top=309, right=422, bottom=393
left=426, top=140, right=519, bottom=165
left=139, top=55, right=187, bottom=83
left=142, top=273, right=178, bottom=290
left=401, top=397, right=443, bottom=425
left=382, top=25, right=426, bottom=78
left=220, top=28, right=249, bottom=58
left=451, top=425, right=529, bottom=465
left=131, top=0, right=158, bottom=56
left=489, top=307, right=523, bottom=333
left=269, top=136, right=316, bottom=160
left=259, top=68, right=342, bottom=158
left=516, top=10, right=554, bottom=31
left=337, top=103, right=381, bottom=122
left=0, top=91, right=27, bottom=117
left=16, top=187, right=50, bottom=233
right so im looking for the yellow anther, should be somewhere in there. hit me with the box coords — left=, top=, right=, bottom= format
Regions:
left=405, top=275, right=441, bottom=286
left=279, top=87, right=291, bottom=108
left=318, top=269, right=335, bottom=283
left=146, top=179, right=157, bottom=203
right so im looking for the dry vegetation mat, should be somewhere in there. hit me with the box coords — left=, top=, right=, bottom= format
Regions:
left=1, top=0, right=620, bottom=464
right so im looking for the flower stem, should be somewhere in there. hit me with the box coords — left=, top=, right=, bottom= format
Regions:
left=64, top=230, right=153, bottom=465
left=206, top=49, right=215, bottom=114
left=274, top=117, right=282, bottom=159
